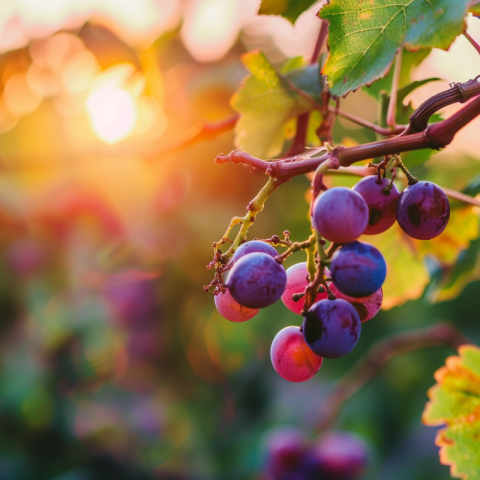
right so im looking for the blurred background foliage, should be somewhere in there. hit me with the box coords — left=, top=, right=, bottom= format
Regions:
left=0, top=1, right=479, bottom=479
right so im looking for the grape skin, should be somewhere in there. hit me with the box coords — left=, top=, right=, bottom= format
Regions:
left=396, top=181, right=450, bottom=240
left=270, top=326, right=323, bottom=382
left=232, top=240, right=278, bottom=262
left=228, top=252, right=287, bottom=308
left=352, top=176, right=400, bottom=235
left=329, top=283, right=382, bottom=322
left=281, top=262, right=328, bottom=315
left=312, top=187, right=369, bottom=244
left=330, top=241, right=386, bottom=297
left=214, top=288, right=259, bottom=322
left=302, top=299, right=361, bottom=359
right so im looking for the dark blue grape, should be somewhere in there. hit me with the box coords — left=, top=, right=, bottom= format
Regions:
left=330, top=241, right=386, bottom=297
left=306, top=430, right=369, bottom=480
left=312, top=187, right=368, bottom=244
left=228, top=252, right=287, bottom=308
left=352, top=176, right=400, bottom=235
left=232, top=240, right=277, bottom=262
left=396, top=181, right=450, bottom=240
left=302, top=299, right=361, bottom=358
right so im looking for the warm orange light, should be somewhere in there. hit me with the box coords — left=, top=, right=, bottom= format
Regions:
left=86, top=86, right=137, bottom=144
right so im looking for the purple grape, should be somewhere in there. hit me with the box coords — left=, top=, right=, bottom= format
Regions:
left=312, top=187, right=368, bottom=244
left=352, top=176, right=400, bottom=235
left=263, top=427, right=308, bottom=479
left=270, top=326, right=323, bottom=382
left=329, top=283, right=383, bottom=322
left=232, top=240, right=277, bottom=262
left=281, top=262, right=328, bottom=315
left=396, top=181, right=450, bottom=240
left=214, top=288, right=259, bottom=322
left=228, top=252, right=287, bottom=308
left=330, top=241, right=386, bottom=297
left=302, top=299, right=361, bottom=358
left=307, top=431, right=369, bottom=479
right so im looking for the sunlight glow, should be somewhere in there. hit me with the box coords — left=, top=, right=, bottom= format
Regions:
left=86, top=86, right=136, bottom=144
left=181, top=0, right=240, bottom=62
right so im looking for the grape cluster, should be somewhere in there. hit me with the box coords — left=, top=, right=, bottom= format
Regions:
left=263, top=427, right=368, bottom=480
left=212, top=175, right=450, bottom=382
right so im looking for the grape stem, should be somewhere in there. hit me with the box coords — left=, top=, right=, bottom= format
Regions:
left=315, top=324, right=472, bottom=432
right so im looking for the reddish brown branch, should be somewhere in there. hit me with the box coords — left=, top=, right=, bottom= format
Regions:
left=216, top=95, right=480, bottom=181
left=315, top=324, right=472, bottom=432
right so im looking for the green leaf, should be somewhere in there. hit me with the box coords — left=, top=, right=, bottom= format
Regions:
left=232, top=51, right=321, bottom=158
left=258, top=0, right=318, bottom=24
left=423, top=345, right=480, bottom=479
left=363, top=48, right=432, bottom=99
left=319, top=0, right=471, bottom=97
left=463, top=172, right=480, bottom=197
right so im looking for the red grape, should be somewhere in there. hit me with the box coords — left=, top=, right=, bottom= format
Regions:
left=270, top=326, right=323, bottom=382
left=353, top=176, right=400, bottom=235
left=329, top=283, right=382, bottom=322
left=214, top=288, right=259, bottom=322
left=281, top=262, right=328, bottom=315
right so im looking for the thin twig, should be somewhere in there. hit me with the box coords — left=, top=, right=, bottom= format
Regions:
left=330, top=106, right=406, bottom=136
left=316, top=323, right=472, bottom=432
left=464, top=31, right=480, bottom=55
left=387, top=49, right=403, bottom=129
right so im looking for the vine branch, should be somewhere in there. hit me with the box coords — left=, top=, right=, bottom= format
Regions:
left=315, top=323, right=472, bottom=432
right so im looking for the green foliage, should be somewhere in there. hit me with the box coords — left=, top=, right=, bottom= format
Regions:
left=318, top=0, right=471, bottom=97
left=363, top=49, right=432, bottom=99
left=231, top=51, right=322, bottom=158
left=258, top=0, right=318, bottom=24
left=423, top=345, right=480, bottom=479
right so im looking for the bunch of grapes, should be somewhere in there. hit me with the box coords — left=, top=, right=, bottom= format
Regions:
left=262, top=427, right=368, bottom=480
left=211, top=170, right=450, bottom=382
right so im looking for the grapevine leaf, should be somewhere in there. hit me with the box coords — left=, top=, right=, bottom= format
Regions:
left=258, top=0, right=318, bottom=24
left=426, top=238, right=480, bottom=303
left=463, top=172, right=480, bottom=197
left=423, top=345, right=480, bottom=479
left=318, top=0, right=471, bottom=97
left=470, top=4, right=480, bottom=15
left=363, top=48, right=432, bottom=99
left=232, top=51, right=321, bottom=158
left=360, top=224, right=430, bottom=309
